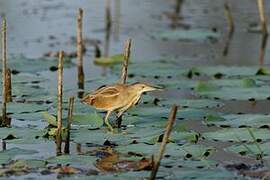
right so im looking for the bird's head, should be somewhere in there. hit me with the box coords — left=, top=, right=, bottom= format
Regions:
left=130, top=82, right=163, bottom=94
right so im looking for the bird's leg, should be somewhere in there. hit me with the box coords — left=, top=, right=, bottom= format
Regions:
left=104, top=111, right=113, bottom=132
left=116, top=111, right=124, bottom=128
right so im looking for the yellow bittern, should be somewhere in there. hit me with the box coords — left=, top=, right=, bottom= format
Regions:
left=81, top=82, right=162, bottom=132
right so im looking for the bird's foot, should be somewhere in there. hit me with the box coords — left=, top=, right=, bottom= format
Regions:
left=107, top=128, right=118, bottom=134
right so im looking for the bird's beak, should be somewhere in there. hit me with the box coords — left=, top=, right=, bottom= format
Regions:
left=145, top=85, right=164, bottom=92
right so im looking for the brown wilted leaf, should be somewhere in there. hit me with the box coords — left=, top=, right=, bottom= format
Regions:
left=80, top=146, right=115, bottom=158
left=52, top=166, right=80, bottom=174
left=241, top=169, right=270, bottom=179
left=96, top=154, right=153, bottom=172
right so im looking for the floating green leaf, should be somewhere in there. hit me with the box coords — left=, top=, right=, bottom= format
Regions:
left=205, top=114, right=270, bottom=128
left=0, top=148, right=38, bottom=164
left=203, top=128, right=270, bottom=142
left=151, top=29, right=219, bottom=42
left=94, top=54, right=124, bottom=66
left=227, top=141, right=270, bottom=158
left=72, top=112, right=104, bottom=129
left=41, top=111, right=57, bottom=127
left=160, top=99, right=223, bottom=109
left=198, top=86, right=270, bottom=100
left=187, top=66, right=269, bottom=77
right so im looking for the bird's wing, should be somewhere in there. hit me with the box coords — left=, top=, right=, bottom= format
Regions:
left=82, top=84, right=125, bottom=110
left=93, top=86, right=120, bottom=97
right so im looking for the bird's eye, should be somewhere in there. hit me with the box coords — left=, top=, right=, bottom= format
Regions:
left=142, top=86, right=145, bottom=89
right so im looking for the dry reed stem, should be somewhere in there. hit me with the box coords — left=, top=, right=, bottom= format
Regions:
left=1, top=17, right=8, bottom=127
left=120, top=38, right=132, bottom=84
left=224, top=2, right=234, bottom=33
left=105, top=0, right=112, bottom=32
left=77, top=8, right=84, bottom=90
left=150, top=105, right=178, bottom=180
left=64, top=96, right=75, bottom=154
left=56, top=51, right=64, bottom=156
left=6, top=69, right=11, bottom=103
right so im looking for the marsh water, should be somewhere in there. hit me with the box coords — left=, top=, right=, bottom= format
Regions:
left=1, top=0, right=270, bottom=179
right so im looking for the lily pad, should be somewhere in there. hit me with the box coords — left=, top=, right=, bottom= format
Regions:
left=94, top=54, right=124, bottom=66
left=0, top=127, right=42, bottom=144
left=227, top=141, right=270, bottom=158
left=197, top=86, right=270, bottom=100
left=187, top=66, right=270, bottom=77
left=151, top=29, right=219, bottom=42
left=114, top=61, right=185, bottom=78
left=195, top=81, right=218, bottom=92
left=0, top=148, right=38, bottom=164
left=160, top=99, right=223, bottom=109
left=203, top=128, right=270, bottom=142
left=116, top=143, right=215, bottom=160
left=47, top=155, right=96, bottom=167
left=41, top=111, right=57, bottom=127
left=171, top=168, right=242, bottom=180
left=4, top=55, right=74, bottom=73
left=72, top=113, right=104, bottom=129
left=71, top=129, right=130, bottom=145
left=205, top=114, right=270, bottom=128
left=7, top=102, right=49, bottom=114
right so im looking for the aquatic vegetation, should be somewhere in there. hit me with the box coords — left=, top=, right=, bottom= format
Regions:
left=0, top=1, right=269, bottom=179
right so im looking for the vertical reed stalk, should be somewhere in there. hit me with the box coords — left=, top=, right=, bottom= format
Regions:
left=116, top=38, right=132, bottom=128
left=113, top=0, right=120, bottom=41
left=104, top=26, right=111, bottom=58
left=64, top=96, right=75, bottom=154
left=104, top=0, right=111, bottom=58
left=105, top=0, right=112, bottom=33
left=1, top=17, right=7, bottom=127
left=224, top=2, right=234, bottom=33
left=175, top=0, right=183, bottom=15
left=120, top=38, right=132, bottom=84
left=56, top=51, right=64, bottom=156
left=257, top=0, right=268, bottom=35
left=150, top=105, right=178, bottom=180
left=6, top=69, right=11, bottom=103
left=77, top=8, right=84, bottom=92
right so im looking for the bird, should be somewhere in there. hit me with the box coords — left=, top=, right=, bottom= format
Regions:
left=81, top=82, right=162, bottom=132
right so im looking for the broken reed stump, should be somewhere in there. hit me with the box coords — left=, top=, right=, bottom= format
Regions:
left=56, top=51, right=64, bottom=156
left=116, top=38, right=132, bottom=128
left=224, top=1, right=234, bottom=34
left=104, top=0, right=112, bottom=58
left=257, top=0, right=268, bottom=35
left=104, top=23, right=111, bottom=58
left=113, top=0, right=120, bottom=41
left=2, top=140, right=6, bottom=151
left=222, top=30, right=234, bottom=56
left=6, top=69, right=12, bottom=103
left=77, top=8, right=84, bottom=96
left=175, top=0, right=183, bottom=15
left=64, top=96, right=75, bottom=154
left=223, top=2, right=234, bottom=57
left=76, top=143, right=82, bottom=154
left=1, top=16, right=9, bottom=127
left=150, top=105, right=178, bottom=180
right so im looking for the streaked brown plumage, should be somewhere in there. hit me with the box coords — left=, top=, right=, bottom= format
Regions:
left=81, top=82, right=162, bottom=132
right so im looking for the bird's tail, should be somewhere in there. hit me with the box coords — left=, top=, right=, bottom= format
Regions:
left=80, top=95, right=94, bottom=105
